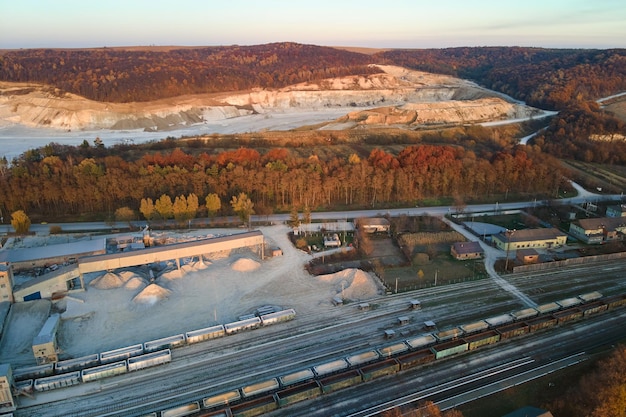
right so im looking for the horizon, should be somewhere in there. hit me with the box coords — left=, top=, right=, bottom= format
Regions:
left=1, top=0, right=626, bottom=50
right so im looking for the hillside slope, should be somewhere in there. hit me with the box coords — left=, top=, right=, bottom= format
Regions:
left=0, top=65, right=540, bottom=132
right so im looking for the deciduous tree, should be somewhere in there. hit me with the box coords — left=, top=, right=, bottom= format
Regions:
left=230, top=192, right=254, bottom=226
left=205, top=193, right=221, bottom=218
left=114, top=206, right=135, bottom=225
left=155, top=194, right=174, bottom=220
left=10, top=210, right=31, bottom=234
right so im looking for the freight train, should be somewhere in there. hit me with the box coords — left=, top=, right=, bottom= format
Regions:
left=12, top=293, right=626, bottom=416
left=148, top=292, right=626, bottom=417
left=11, top=309, right=296, bottom=394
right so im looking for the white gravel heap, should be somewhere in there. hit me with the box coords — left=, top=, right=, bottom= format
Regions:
left=132, top=283, right=171, bottom=305
left=231, top=258, right=261, bottom=272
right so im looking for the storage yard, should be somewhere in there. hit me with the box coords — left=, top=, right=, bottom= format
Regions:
left=0, top=225, right=385, bottom=367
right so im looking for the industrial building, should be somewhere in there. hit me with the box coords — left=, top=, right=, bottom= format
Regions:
left=0, top=363, right=15, bottom=413
left=1, top=230, right=265, bottom=303
left=32, top=314, right=60, bottom=364
left=492, top=228, right=567, bottom=251
left=0, top=255, right=14, bottom=303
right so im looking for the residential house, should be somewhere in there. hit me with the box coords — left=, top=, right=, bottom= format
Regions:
left=358, top=217, right=391, bottom=233
left=451, top=241, right=484, bottom=260
left=569, top=217, right=626, bottom=244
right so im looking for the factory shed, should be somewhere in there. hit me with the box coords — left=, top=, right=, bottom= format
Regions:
left=32, top=314, right=60, bottom=364
left=12, top=265, right=83, bottom=302
left=78, top=231, right=264, bottom=275
left=7, top=239, right=106, bottom=271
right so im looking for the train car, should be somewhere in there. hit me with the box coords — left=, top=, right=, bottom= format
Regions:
left=556, top=297, right=583, bottom=309
left=377, top=342, right=409, bottom=358
left=203, top=390, right=241, bottom=409
left=34, top=371, right=81, bottom=391
left=12, top=363, right=54, bottom=381
left=100, top=344, right=144, bottom=364
left=312, top=359, right=349, bottom=378
left=185, top=325, right=226, bottom=344
left=240, top=378, right=280, bottom=398
left=405, top=334, right=436, bottom=350
left=345, top=350, right=380, bottom=367
left=431, top=339, right=469, bottom=360
left=463, top=330, right=500, bottom=351
left=434, top=327, right=463, bottom=342
left=128, top=349, right=172, bottom=372
left=604, top=294, right=626, bottom=310
left=359, top=359, right=400, bottom=381
left=13, top=379, right=34, bottom=395
left=278, top=369, right=315, bottom=387
left=535, top=302, right=560, bottom=315
left=553, top=307, right=584, bottom=325
left=580, top=300, right=608, bottom=317
left=485, top=314, right=514, bottom=328
left=54, top=354, right=100, bottom=373
left=510, top=308, right=538, bottom=321
left=396, top=349, right=436, bottom=370
left=275, top=380, right=322, bottom=408
left=196, top=410, right=231, bottom=417
left=526, top=315, right=558, bottom=332
left=496, top=321, right=530, bottom=339
left=224, top=317, right=262, bottom=334
left=318, top=369, right=362, bottom=394
left=81, top=361, right=127, bottom=383
left=578, top=291, right=602, bottom=303
left=229, top=395, right=277, bottom=417
left=143, top=334, right=186, bottom=353
left=160, top=401, right=200, bottom=417
left=259, top=309, right=296, bottom=326
left=459, top=320, right=489, bottom=335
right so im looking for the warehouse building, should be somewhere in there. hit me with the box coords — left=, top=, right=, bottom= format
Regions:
left=493, top=228, right=567, bottom=251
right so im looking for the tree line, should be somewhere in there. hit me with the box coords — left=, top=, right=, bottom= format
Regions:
left=0, top=43, right=377, bottom=102
left=0, top=140, right=565, bottom=221
left=376, top=47, right=626, bottom=110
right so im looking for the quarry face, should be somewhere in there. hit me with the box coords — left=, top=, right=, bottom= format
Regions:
left=0, top=65, right=542, bottom=132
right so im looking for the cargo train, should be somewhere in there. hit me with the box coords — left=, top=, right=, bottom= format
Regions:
left=149, top=292, right=626, bottom=417
left=14, top=293, right=626, bottom=416
left=12, top=309, right=297, bottom=394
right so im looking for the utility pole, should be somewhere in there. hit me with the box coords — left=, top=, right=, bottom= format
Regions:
left=504, top=229, right=515, bottom=272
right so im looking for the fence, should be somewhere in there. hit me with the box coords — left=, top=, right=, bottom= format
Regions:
left=513, top=251, right=626, bottom=274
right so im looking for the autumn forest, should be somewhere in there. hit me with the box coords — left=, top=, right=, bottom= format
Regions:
left=1, top=43, right=626, bottom=221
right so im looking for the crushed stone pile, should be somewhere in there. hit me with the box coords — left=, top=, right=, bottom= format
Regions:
left=124, top=276, right=147, bottom=290
left=132, top=283, right=171, bottom=305
left=231, top=258, right=261, bottom=272
left=160, top=269, right=183, bottom=280
left=317, top=268, right=381, bottom=301
left=90, top=272, right=125, bottom=289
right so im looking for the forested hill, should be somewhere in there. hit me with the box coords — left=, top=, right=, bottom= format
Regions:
left=1, top=43, right=625, bottom=110
left=374, top=47, right=626, bottom=110
left=0, top=43, right=378, bottom=102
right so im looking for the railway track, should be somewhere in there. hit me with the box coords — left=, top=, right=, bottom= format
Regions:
left=13, top=260, right=626, bottom=417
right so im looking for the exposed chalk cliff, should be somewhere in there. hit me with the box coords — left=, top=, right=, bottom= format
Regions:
left=0, top=65, right=538, bottom=132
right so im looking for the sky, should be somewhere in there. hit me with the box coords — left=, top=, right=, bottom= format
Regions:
left=1, top=0, right=625, bottom=50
